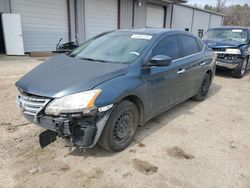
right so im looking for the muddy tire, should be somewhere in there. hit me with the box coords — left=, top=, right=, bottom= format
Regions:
left=98, top=100, right=139, bottom=152
left=231, top=58, right=248, bottom=78
left=192, top=73, right=211, bottom=101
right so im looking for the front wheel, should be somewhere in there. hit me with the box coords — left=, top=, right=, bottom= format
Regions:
left=98, top=100, right=139, bottom=152
left=231, top=58, right=248, bottom=78
left=192, top=73, right=212, bottom=101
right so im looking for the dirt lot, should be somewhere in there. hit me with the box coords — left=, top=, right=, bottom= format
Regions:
left=0, top=55, right=250, bottom=188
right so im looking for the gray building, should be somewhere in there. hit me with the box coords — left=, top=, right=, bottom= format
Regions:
left=0, top=0, right=224, bottom=53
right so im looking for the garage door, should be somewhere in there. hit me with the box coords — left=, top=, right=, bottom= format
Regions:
left=85, top=0, right=118, bottom=40
left=11, top=0, right=68, bottom=52
left=146, top=4, right=164, bottom=28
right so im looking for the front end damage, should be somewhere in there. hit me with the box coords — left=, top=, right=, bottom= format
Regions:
left=16, top=92, right=113, bottom=148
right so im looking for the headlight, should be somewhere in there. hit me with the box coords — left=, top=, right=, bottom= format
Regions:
left=45, top=89, right=101, bottom=115
left=225, top=48, right=241, bottom=55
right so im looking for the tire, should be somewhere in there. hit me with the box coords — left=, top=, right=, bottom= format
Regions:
left=98, top=100, right=139, bottom=152
left=231, top=58, right=248, bottom=78
left=192, top=73, right=212, bottom=101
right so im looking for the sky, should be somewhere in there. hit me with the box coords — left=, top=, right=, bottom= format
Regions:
left=187, top=0, right=250, bottom=6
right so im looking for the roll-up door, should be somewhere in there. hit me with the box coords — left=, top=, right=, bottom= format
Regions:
left=11, top=0, right=69, bottom=52
left=146, top=4, right=164, bottom=28
left=85, top=0, right=118, bottom=40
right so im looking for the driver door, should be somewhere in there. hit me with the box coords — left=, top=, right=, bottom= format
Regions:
left=142, top=34, right=187, bottom=116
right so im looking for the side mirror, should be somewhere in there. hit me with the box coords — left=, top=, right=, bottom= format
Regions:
left=150, top=55, right=172, bottom=67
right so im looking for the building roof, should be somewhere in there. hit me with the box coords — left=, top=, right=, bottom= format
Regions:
left=176, top=3, right=224, bottom=17
left=162, top=0, right=188, bottom=3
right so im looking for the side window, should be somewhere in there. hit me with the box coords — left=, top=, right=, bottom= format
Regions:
left=180, top=35, right=199, bottom=57
left=152, top=35, right=181, bottom=60
left=196, top=38, right=204, bottom=51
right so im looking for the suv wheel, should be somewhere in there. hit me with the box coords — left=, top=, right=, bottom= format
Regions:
left=232, top=58, right=248, bottom=78
left=98, top=100, right=139, bottom=152
left=192, top=73, right=211, bottom=101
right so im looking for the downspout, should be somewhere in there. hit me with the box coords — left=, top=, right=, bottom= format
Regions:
left=132, top=0, right=135, bottom=28
left=163, top=6, right=167, bottom=28
left=117, top=0, right=121, bottom=29
left=66, top=0, right=71, bottom=41
left=208, top=13, right=211, bottom=29
left=170, top=3, right=173, bottom=28
left=74, top=0, right=77, bottom=40
left=190, top=7, right=195, bottom=33
left=8, top=0, right=12, bottom=13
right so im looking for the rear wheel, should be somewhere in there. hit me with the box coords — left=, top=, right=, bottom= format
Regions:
left=98, top=100, right=139, bottom=152
left=231, top=58, right=248, bottom=78
left=192, top=73, right=211, bottom=101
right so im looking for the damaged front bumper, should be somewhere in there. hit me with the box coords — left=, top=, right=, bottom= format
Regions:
left=16, top=93, right=113, bottom=148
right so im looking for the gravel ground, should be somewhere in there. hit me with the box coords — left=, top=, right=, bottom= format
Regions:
left=0, top=56, right=250, bottom=188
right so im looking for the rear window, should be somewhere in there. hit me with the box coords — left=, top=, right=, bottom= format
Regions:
left=180, top=35, right=199, bottom=57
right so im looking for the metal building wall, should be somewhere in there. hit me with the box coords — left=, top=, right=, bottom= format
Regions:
left=133, top=0, right=147, bottom=28
left=120, top=0, right=133, bottom=29
left=209, top=14, right=223, bottom=28
left=166, top=4, right=172, bottom=28
left=69, top=0, right=76, bottom=41
left=75, top=0, right=85, bottom=44
left=171, top=4, right=193, bottom=31
left=10, top=0, right=69, bottom=52
left=0, top=0, right=10, bottom=13
left=73, top=0, right=224, bottom=43
left=192, top=9, right=210, bottom=35
left=172, top=4, right=223, bottom=36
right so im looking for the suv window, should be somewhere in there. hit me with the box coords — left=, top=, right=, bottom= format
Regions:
left=180, top=35, right=199, bottom=57
left=153, top=35, right=181, bottom=60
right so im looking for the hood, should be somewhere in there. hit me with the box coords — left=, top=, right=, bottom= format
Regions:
left=16, top=54, right=129, bottom=98
left=203, top=39, right=247, bottom=49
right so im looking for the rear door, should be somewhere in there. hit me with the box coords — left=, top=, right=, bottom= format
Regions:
left=179, top=34, right=206, bottom=97
left=143, top=34, right=187, bottom=116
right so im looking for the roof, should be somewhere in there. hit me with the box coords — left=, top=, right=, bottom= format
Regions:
left=118, top=28, right=169, bottom=34
left=162, top=0, right=188, bottom=3
left=175, top=3, right=224, bottom=17
left=117, top=28, right=190, bottom=35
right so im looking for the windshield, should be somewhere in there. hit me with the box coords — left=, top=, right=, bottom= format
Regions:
left=70, top=32, right=153, bottom=64
left=203, top=28, right=248, bottom=42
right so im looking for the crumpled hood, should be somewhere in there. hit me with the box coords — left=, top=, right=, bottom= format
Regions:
left=203, top=39, right=247, bottom=49
left=16, top=54, right=129, bottom=98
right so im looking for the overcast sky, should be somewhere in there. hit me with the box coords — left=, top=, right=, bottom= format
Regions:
left=187, top=0, right=250, bottom=6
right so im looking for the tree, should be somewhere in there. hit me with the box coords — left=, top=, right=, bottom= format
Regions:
left=215, top=0, right=227, bottom=13
left=204, top=0, right=226, bottom=13
left=223, top=5, right=250, bottom=26
left=204, top=0, right=250, bottom=27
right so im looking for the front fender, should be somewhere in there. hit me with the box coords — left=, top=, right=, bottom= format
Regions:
left=93, top=73, right=149, bottom=118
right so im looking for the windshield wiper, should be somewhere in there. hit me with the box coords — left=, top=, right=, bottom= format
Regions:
left=80, top=57, right=108, bottom=63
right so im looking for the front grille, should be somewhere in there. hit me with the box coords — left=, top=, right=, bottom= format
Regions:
left=16, top=93, right=50, bottom=121
left=212, top=48, right=226, bottom=52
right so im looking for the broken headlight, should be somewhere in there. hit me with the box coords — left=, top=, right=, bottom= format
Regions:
left=45, top=89, right=101, bottom=116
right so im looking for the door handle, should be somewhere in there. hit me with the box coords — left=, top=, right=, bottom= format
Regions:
left=200, top=62, right=206, bottom=66
left=177, top=69, right=186, bottom=74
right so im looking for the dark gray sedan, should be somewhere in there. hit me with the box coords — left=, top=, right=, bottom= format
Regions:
left=16, top=29, right=216, bottom=152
